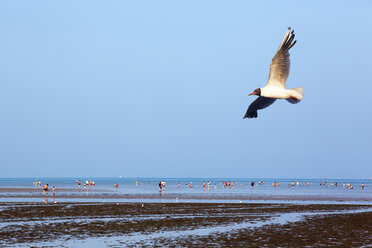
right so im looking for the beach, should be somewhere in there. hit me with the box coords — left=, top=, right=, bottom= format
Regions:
left=1, top=202, right=371, bottom=247
left=1, top=179, right=371, bottom=247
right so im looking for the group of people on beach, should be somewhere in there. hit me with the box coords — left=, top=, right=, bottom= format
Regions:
left=184, top=180, right=367, bottom=191
left=34, top=179, right=367, bottom=198
left=220, top=181, right=259, bottom=189
left=273, top=182, right=280, bottom=187
left=202, top=181, right=217, bottom=190
left=33, top=181, right=42, bottom=187
left=286, top=181, right=366, bottom=190
left=41, top=184, right=55, bottom=197
left=33, top=181, right=56, bottom=196
left=76, top=180, right=95, bottom=189
left=174, top=181, right=258, bottom=190
left=136, top=181, right=151, bottom=187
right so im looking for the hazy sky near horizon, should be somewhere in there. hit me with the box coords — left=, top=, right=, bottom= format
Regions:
left=0, top=1, right=371, bottom=178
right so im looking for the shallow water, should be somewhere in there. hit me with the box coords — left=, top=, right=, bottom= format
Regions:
left=1, top=197, right=372, bottom=205
left=0, top=177, right=370, bottom=198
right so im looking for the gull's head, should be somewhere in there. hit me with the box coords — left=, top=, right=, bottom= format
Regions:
left=249, top=88, right=261, bottom=96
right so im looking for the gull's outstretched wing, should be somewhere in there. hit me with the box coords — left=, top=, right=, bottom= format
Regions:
left=243, top=97, right=276, bottom=119
left=267, top=27, right=297, bottom=88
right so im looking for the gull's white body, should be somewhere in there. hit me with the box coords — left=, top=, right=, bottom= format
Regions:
left=261, top=86, right=303, bottom=100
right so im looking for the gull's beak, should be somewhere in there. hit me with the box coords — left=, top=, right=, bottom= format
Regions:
left=249, top=92, right=255, bottom=96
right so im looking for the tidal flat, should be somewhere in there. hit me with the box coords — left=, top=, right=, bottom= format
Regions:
left=1, top=202, right=371, bottom=247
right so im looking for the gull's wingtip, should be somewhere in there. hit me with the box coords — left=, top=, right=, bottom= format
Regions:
left=243, top=112, right=258, bottom=119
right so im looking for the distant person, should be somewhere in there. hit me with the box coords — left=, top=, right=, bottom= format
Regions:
left=114, top=183, right=119, bottom=188
left=251, top=182, right=255, bottom=188
left=361, top=184, right=364, bottom=190
left=346, top=184, right=354, bottom=189
left=52, top=186, right=55, bottom=196
left=158, top=181, right=162, bottom=192
left=161, top=181, right=166, bottom=190
left=43, top=184, right=49, bottom=196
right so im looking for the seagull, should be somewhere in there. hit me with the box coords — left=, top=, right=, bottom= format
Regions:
left=243, top=27, right=304, bottom=119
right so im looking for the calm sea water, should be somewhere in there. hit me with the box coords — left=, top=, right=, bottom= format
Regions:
left=0, top=177, right=370, bottom=198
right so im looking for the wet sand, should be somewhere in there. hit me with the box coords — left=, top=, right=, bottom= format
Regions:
left=1, top=202, right=371, bottom=247
left=1, top=187, right=371, bottom=202
left=0, top=187, right=109, bottom=193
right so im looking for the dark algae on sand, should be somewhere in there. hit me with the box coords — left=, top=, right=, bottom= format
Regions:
left=0, top=203, right=371, bottom=247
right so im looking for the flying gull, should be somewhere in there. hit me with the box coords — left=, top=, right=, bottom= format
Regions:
left=243, top=27, right=303, bottom=119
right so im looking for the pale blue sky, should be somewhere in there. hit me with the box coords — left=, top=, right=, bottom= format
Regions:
left=0, top=1, right=371, bottom=178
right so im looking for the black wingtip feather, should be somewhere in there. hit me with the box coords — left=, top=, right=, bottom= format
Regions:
left=280, top=29, right=296, bottom=52
left=288, top=40, right=297, bottom=50
left=286, top=34, right=295, bottom=48
left=243, top=111, right=258, bottom=119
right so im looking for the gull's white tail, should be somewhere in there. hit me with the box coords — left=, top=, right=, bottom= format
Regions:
left=291, top=87, right=304, bottom=96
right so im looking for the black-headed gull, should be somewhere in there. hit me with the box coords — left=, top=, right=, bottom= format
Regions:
left=244, top=27, right=303, bottom=119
